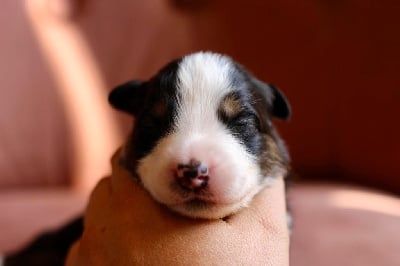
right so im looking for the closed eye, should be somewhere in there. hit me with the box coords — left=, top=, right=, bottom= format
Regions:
left=219, top=110, right=259, bottom=133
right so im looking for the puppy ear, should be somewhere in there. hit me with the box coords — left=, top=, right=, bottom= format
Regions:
left=250, top=78, right=291, bottom=120
left=249, top=78, right=291, bottom=132
left=108, top=80, right=146, bottom=115
left=269, top=85, right=291, bottom=120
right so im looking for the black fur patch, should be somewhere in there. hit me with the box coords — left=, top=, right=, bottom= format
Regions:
left=122, top=59, right=182, bottom=171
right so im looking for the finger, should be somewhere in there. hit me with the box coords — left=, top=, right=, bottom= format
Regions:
left=228, top=177, right=288, bottom=231
left=224, top=178, right=290, bottom=265
left=81, top=176, right=113, bottom=234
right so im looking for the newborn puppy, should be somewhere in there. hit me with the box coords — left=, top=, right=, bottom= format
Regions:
left=109, top=52, right=291, bottom=219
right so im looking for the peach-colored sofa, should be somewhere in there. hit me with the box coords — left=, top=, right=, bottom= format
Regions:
left=1, top=1, right=399, bottom=265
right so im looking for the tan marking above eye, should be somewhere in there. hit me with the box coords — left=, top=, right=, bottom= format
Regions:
left=151, top=101, right=167, bottom=117
left=220, top=95, right=243, bottom=117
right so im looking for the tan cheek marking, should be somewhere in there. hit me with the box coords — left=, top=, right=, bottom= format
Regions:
left=220, top=96, right=243, bottom=117
left=259, top=135, right=286, bottom=177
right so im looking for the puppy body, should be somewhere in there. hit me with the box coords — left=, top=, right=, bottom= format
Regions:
left=110, top=52, right=290, bottom=219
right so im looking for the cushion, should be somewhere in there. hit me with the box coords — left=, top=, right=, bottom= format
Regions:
left=290, top=183, right=400, bottom=266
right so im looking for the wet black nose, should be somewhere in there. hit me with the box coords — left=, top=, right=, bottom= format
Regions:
left=176, top=160, right=209, bottom=189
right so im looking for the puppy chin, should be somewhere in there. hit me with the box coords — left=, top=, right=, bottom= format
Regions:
left=169, top=200, right=246, bottom=219
left=167, top=187, right=261, bottom=219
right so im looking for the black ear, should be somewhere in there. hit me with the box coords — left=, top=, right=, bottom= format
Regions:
left=249, top=78, right=291, bottom=133
left=250, top=78, right=291, bottom=121
left=108, top=80, right=146, bottom=115
left=269, top=85, right=291, bottom=120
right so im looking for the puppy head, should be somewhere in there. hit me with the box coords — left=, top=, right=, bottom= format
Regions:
left=109, top=52, right=290, bottom=219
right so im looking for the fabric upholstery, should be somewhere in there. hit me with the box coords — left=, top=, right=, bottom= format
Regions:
left=0, top=0, right=71, bottom=188
left=0, top=189, right=86, bottom=253
left=290, top=184, right=400, bottom=266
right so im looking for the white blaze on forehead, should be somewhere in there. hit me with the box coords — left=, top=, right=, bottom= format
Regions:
left=175, top=52, right=234, bottom=130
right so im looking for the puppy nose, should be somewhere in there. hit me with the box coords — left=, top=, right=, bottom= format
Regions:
left=176, top=159, right=209, bottom=189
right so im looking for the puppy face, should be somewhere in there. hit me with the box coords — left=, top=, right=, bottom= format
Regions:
left=109, top=52, right=290, bottom=219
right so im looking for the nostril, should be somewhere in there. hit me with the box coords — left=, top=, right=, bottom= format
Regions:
left=183, top=170, right=198, bottom=179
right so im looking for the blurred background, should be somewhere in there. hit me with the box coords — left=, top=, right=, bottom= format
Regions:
left=0, top=0, right=399, bottom=265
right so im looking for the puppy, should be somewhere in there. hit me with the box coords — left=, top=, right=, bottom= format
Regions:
left=109, top=52, right=291, bottom=219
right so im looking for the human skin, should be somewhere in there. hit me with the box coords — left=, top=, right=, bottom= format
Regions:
left=66, top=150, right=289, bottom=266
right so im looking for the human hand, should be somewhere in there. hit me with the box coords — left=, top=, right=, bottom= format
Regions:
left=66, top=149, right=289, bottom=266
